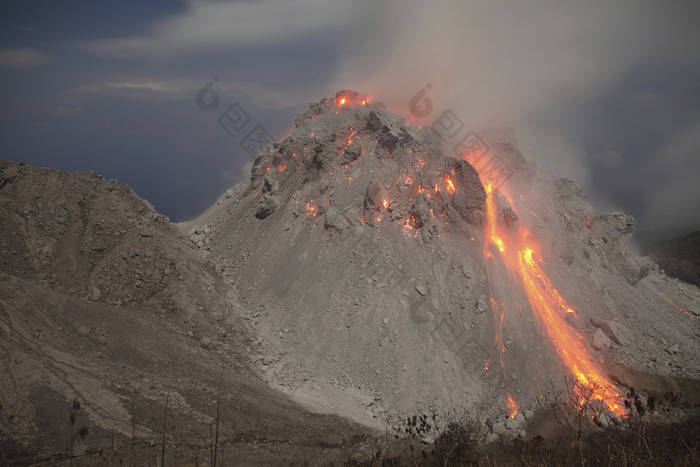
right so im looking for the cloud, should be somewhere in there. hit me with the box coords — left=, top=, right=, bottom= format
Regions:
left=84, top=0, right=358, bottom=60
left=639, top=121, right=700, bottom=236
left=0, top=47, right=49, bottom=70
left=334, top=1, right=699, bottom=121
left=12, top=25, right=37, bottom=33
left=68, top=78, right=309, bottom=109
left=53, top=106, right=84, bottom=118
left=591, top=150, right=624, bottom=170
left=72, top=80, right=190, bottom=99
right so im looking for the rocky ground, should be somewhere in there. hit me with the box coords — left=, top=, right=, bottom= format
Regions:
left=0, top=160, right=377, bottom=465
left=1, top=91, right=699, bottom=464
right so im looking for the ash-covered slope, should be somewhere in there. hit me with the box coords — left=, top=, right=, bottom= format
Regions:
left=0, top=161, right=375, bottom=464
left=190, top=91, right=700, bottom=432
left=0, top=161, right=217, bottom=305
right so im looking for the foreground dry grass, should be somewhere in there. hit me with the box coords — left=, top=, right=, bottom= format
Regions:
left=4, top=414, right=697, bottom=466
left=358, top=415, right=700, bottom=467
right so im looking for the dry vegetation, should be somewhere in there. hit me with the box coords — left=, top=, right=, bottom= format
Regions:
left=357, top=415, right=699, bottom=467
left=26, top=401, right=700, bottom=466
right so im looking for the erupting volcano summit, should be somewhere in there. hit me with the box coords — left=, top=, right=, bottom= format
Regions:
left=188, top=91, right=700, bottom=433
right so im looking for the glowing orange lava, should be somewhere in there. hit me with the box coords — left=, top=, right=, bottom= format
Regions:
left=481, top=179, right=626, bottom=417
left=507, top=394, right=519, bottom=419
left=655, top=290, right=694, bottom=320
left=334, top=91, right=371, bottom=107
left=445, top=178, right=456, bottom=194
left=306, top=201, right=319, bottom=218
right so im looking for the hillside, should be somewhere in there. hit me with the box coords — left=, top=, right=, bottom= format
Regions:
left=0, top=160, right=376, bottom=464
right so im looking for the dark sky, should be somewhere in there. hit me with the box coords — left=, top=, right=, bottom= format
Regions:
left=1, top=1, right=699, bottom=242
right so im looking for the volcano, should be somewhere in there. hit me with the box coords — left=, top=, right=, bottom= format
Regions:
left=2, top=90, right=700, bottom=462
left=186, top=91, right=700, bottom=433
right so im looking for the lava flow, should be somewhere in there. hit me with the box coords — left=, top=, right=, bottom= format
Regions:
left=480, top=180, right=626, bottom=417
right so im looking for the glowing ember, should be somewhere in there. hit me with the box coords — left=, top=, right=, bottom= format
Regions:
left=507, top=394, right=519, bottom=420
left=343, top=129, right=358, bottom=147
left=445, top=178, right=456, bottom=194
left=382, top=199, right=389, bottom=209
left=334, top=91, right=371, bottom=107
left=306, top=201, right=319, bottom=218
left=400, top=214, right=420, bottom=231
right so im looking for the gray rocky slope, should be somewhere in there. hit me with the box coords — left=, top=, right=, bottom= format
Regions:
left=185, top=91, right=700, bottom=433
left=0, top=160, right=375, bottom=464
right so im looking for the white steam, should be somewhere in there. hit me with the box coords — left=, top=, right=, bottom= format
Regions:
left=333, top=0, right=700, bottom=236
